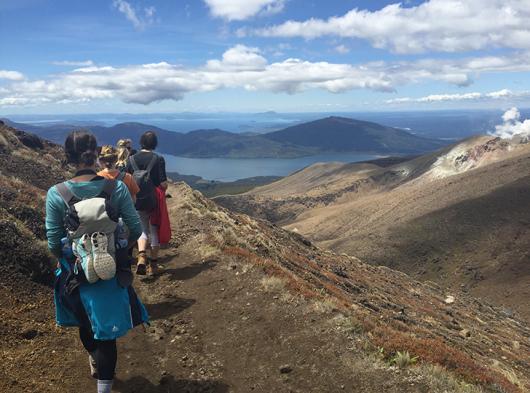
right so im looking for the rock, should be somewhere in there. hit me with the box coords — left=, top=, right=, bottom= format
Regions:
left=279, top=365, right=293, bottom=374
left=444, top=295, right=455, bottom=304
left=459, top=329, right=471, bottom=338
left=20, top=329, right=38, bottom=340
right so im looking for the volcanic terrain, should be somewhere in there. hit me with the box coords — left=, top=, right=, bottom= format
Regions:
left=1, top=123, right=529, bottom=392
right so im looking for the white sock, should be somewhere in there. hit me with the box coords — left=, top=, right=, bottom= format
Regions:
left=97, top=379, right=113, bottom=393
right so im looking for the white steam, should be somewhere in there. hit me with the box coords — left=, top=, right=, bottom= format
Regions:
left=493, top=107, right=530, bottom=139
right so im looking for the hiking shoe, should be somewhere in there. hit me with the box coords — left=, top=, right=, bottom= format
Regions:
left=147, top=259, right=158, bottom=276
left=89, top=353, right=98, bottom=379
left=76, top=234, right=98, bottom=284
left=136, top=252, right=147, bottom=275
left=91, top=232, right=116, bottom=281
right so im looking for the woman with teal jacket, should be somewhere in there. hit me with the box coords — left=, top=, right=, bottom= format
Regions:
left=46, top=131, right=149, bottom=393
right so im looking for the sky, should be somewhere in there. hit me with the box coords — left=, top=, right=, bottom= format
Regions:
left=1, top=0, right=530, bottom=114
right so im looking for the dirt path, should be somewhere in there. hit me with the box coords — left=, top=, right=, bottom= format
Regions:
left=57, top=247, right=436, bottom=393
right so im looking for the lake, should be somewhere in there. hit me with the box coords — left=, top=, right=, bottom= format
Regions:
left=163, top=153, right=379, bottom=182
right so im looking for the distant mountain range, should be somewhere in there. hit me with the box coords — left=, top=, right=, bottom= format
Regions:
left=2, top=116, right=446, bottom=158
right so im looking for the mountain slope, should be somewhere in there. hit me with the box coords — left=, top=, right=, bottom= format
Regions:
left=264, top=116, right=446, bottom=154
left=216, top=136, right=530, bottom=321
left=0, top=120, right=68, bottom=284
left=2, top=120, right=314, bottom=158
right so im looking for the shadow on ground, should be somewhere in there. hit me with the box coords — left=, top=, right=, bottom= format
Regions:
left=144, top=297, right=196, bottom=321
left=165, top=260, right=217, bottom=281
left=114, top=375, right=230, bottom=393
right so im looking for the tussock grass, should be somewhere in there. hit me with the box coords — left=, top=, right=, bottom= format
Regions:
left=311, top=298, right=337, bottom=314
left=260, top=276, right=286, bottom=292
left=333, top=314, right=363, bottom=335
left=497, top=367, right=523, bottom=389
left=391, top=350, right=418, bottom=368
left=417, top=364, right=484, bottom=393
left=187, top=233, right=220, bottom=260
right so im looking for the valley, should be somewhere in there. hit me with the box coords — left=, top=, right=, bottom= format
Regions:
left=216, top=136, right=530, bottom=321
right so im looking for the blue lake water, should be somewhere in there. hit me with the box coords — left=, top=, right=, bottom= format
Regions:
left=163, top=153, right=379, bottom=182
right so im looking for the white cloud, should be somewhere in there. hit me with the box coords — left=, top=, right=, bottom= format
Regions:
left=493, top=107, right=530, bottom=139
left=386, top=89, right=530, bottom=104
left=334, top=45, right=350, bottom=54
left=112, top=0, right=155, bottom=30
left=52, top=60, right=95, bottom=67
left=206, top=45, right=268, bottom=70
left=250, top=0, right=530, bottom=54
left=0, top=70, right=25, bottom=81
left=2, top=46, right=530, bottom=107
left=204, top=0, right=285, bottom=21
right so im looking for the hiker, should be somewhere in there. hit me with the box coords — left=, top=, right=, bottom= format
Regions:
left=45, top=131, right=149, bottom=393
left=125, top=138, right=137, bottom=155
left=115, top=139, right=131, bottom=172
left=98, top=145, right=139, bottom=201
left=126, top=130, right=168, bottom=276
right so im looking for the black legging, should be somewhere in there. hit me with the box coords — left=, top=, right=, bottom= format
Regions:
left=79, top=326, right=117, bottom=380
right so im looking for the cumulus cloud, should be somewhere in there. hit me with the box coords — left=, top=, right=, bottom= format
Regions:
left=206, top=45, right=268, bottom=70
left=204, top=0, right=285, bottom=21
left=249, top=0, right=530, bottom=54
left=0, top=70, right=25, bottom=81
left=112, top=0, right=155, bottom=30
left=2, top=46, right=530, bottom=107
left=493, top=107, right=530, bottom=139
left=386, top=89, right=530, bottom=104
left=52, top=60, right=95, bottom=67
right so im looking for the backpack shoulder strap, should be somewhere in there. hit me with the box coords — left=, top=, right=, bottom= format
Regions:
left=146, top=154, right=158, bottom=172
left=56, top=182, right=78, bottom=207
left=98, top=179, right=117, bottom=200
left=129, top=155, right=140, bottom=172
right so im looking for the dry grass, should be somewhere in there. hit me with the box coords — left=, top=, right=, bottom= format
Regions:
left=332, top=314, right=364, bottom=335
left=260, top=276, right=286, bottom=292
left=416, top=364, right=484, bottom=393
left=496, top=367, right=523, bottom=389
left=187, top=233, right=220, bottom=260
left=311, top=298, right=338, bottom=314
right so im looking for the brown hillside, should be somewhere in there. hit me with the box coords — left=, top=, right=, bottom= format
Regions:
left=0, top=121, right=68, bottom=283
left=215, top=137, right=530, bottom=321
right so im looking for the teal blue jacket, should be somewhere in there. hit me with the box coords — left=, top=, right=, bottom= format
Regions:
left=46, top=179, right=148, bottom=340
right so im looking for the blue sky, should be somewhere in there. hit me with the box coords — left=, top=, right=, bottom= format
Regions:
left=1, top=0, right=530, bottom=114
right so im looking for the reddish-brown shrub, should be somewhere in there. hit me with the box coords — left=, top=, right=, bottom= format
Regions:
left=371, top=326, right=522, bottom=393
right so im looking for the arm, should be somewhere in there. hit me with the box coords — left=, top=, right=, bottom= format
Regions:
left=113, top=181, right=142, bottom=243
left=158, top=156, right=168, bottom=190
left=125, top=158, right=133, bottom=174
left=45, top=187, right=66, bottom=259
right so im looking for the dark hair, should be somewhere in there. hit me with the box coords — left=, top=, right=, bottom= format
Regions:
left=140, top=131, right=158, bottom=150
left=64, top=130, right=98, bottom=166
